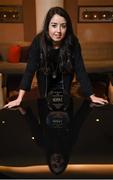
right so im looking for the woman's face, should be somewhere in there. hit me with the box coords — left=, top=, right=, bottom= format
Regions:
left=48, top=14, right=67, bottom=47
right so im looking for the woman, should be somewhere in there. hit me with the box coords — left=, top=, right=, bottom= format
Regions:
left=4, top=6, right=108, bottom=109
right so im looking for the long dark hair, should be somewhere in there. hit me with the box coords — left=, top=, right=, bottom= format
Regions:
left=39, top=6, right=78, bottom=71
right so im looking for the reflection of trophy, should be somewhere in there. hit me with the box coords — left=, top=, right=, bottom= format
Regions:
left=46, top=87, right=70, bottom=129
left=47, top=88, right=70, bottom=111
left=45, top=87, right=72, bottom=175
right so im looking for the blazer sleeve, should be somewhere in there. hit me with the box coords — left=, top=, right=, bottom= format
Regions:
left=73, top=41, right=93, bottom=97
left=19, top=36, right=40, bottom=91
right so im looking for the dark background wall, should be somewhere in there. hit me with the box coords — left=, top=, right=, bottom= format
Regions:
left=65, top=0, right=113, bottom=43
left=0, top=0, right=113, bottom=43
left=0, top=0, right=36, bottom=42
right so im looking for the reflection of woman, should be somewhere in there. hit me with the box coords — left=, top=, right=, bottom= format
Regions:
left=4, top=6, right=108, bottom=109
left=47, top=153, right=68, bottom=175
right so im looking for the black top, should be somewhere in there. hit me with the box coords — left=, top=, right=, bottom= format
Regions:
left=19, top=34, right=93, bottom=98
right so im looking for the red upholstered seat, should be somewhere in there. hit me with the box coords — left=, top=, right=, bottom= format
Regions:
left=7, top=45, right=21, bottom=63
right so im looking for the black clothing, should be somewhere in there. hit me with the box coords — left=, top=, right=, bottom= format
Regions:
left=20, top=34, right=93, bottom=98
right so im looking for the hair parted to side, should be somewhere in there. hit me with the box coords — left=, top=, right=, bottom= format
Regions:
left=43, top=6, right=74, bottom=36
left=39, top=6, right=78, bottom=71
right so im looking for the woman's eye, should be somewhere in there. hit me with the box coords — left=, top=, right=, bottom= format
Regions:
left=50, top=23, right=67, bottom=29
left=61, top=24, right=66, bottom=28
left=51, top=24, right=57, bottom=28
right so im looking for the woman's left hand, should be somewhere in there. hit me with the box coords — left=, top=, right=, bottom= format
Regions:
left=90, top=94, right=108, bottom=104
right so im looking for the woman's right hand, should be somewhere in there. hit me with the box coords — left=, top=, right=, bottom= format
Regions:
left=3, top=98, right=22, bottom=109
left=3, top=89, right=26, bottom=109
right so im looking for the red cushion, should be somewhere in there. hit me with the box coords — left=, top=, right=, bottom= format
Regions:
left=7, top=45, right=21, bottom=63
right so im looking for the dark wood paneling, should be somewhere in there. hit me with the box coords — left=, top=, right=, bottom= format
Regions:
left=23, top=0, right=36, bottom=41
left=64, top=0, right=78, bottom=34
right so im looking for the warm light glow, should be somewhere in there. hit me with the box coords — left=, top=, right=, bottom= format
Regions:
left=3, top=14, right=7, bottom=18
left=80, top=7, right=113, bottom=22
left=102, top=14, right=106, bottom=18
left=67, top=164, right=113, bottom=175
left=31, top=136, right=35, bottom=140
left=12, top=14, right=16, bottom=18
left=0, top=164, right=113, bottom=174
left=1, top=120, right=5, bottom=124
left=84, top=14, right=88, bottom=18
left=93, top=14, right=97, bottom=18
left=96, top=118, right=100, bottom=122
